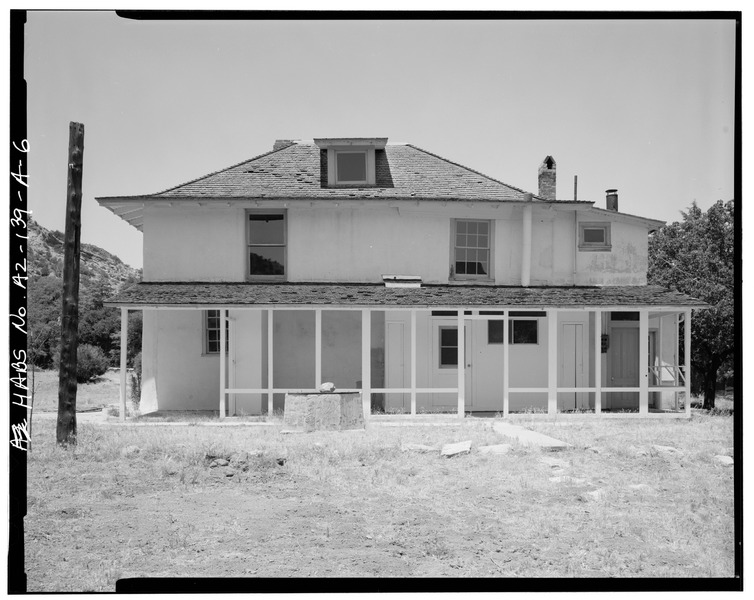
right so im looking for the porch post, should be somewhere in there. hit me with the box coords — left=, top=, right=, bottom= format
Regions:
left=119, top=308, right=128, bottom=422
left=684, top=309, right=691, bottom=417
left=219, top=308, right=226, bottom=419
left=410, top=309, right=417, bottom=415
left=315, top=308, right=322, bottom=389
left=547, top=309, right=557, bottom=414
left=267, top=309, right=274, bottom=416
left=457, top=309, right=465, bottom=416
left=361, top=308, right=371, bottom=420
left=594, top=309, right=602, bottom=414
left=503, top=309, right=509, bottom=417
left=639, top=308, right=649, bottom=414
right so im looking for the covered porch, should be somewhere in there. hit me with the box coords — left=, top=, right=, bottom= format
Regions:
left=107, top=283, right=706, bottom=421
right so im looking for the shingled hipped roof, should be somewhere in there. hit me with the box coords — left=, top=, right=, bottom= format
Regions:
left=106, top=282, right=707, bottom=309
left=101, top=142, right=546, bottom=203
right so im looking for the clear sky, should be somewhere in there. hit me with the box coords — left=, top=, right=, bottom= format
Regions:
left=24, top=12, right=736, bottom=269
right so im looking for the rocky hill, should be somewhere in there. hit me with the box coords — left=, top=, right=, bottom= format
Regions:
left=28, top=218, right=141, bottom=285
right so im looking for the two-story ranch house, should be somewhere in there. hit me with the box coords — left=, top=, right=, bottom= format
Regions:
left=99, top=137, right=705, bottom=420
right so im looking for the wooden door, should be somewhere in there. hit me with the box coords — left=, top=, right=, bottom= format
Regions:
left=608, top=326, right=639, bottom=409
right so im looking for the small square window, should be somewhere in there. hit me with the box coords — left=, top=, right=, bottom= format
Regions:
left=488, top=321, right=505, bottom=344
left=578, top=222, right=611, bottom=252
left=336, top=151, right=367, bottom=183
left=510, top=319, right=539, bottom=344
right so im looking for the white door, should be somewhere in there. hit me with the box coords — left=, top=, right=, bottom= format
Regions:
left=608, top=326, right=640, bottom=409
left=467, top=320, right=505, bottom=412
left=430, top=319, right=469, bottom=409
left=559, top=323, right=585, bottom=411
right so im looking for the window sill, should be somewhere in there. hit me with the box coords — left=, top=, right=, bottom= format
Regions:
left=448, top=277, right=495, bottom=284
left=247, top=276, right=287, bottom=282
left=578, top=245, right=612, bottom=252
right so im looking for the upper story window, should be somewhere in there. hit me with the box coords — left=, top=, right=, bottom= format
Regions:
left=335, top=151, right=367, bottom=184
left=452, top=219, right=492, bottom=279
left=578, top=222, right=611, bottom=252
left=247, top=210, right=286, bottom=279
left=314, top=138, right=387, bottom=187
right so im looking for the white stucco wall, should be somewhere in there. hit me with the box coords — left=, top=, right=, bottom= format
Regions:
left=575, top=217, right=648, bottom=286
left=143, top=205, right=246, bottom=281
left=140, top=203, right=652, bottom=286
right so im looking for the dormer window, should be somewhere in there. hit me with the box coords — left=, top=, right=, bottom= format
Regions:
left=336, top=151, right=367, bottom=184
left=314, top=137, right=387, bottom=187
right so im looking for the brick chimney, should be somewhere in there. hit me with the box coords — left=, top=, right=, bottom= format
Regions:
left=538, top=156, right=556, bottom=200
left=273, top=139, right=295, bottom=151
left=606, top=189, right=618, bottom=211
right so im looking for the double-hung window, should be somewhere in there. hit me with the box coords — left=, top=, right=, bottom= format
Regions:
left=247, top=210, right=286, bottom=279
left=453, top=219, right=491, bottom=279
left=205, top=310, right=229, bottom=354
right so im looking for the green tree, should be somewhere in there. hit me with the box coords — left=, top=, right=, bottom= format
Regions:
left=648, top=200, right=734, bottom=410
left=27, top=274, right=63, bottom=367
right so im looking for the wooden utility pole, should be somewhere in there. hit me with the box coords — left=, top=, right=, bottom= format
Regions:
left=57, top=122, right=84, bottom=446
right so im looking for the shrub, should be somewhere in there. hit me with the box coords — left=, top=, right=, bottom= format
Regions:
left=130, top=351, right=142, bottom=407
left=76, top=344, right=110, bottom=382
left=52, top=343, right=109, bottom=383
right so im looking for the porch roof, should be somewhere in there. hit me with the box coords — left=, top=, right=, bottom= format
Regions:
left=105, top=282, right=708, bottom=309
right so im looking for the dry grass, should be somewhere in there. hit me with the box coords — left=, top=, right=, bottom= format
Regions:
left=25, top=403, right=735, bottom=590
left=29, top=368, right=134, bottom=413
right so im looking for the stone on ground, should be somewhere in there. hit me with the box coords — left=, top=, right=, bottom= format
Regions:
left=549, top=475, right=586, bottom=485
left=652, top=444, right=683, bottom=455
left=441, top=440, right=472, bottom=457
left=492, top=422, right=571, bottom=451
left=714, top=455, right=734, bottom=466
left=584, top=488, right=606, bottom=501
left=401, top=443, right=436, bottom=453
left=120, top=445, right=140, bottom=458
left=628, top=483, right=655, bottom=493
left=478, top=444, right=512, bottom=455
left=540, top=456, right=569, bottom=469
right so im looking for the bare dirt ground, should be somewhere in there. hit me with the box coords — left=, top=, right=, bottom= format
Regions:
left=24, top=404, right=735, bottom=590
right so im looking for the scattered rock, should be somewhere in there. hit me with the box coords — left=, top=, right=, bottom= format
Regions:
left=478, top=444, right=512, bottom=455
left=586, top=446, right=603, bottom=454
left=628, top=483, right=654, bottom=493
left=163, top=462, right=179, bottom=476
left=549, top=475, right=586, bottom=485
left=713, top=455, right=734, bottom=466
left=652, top=444, right=683, bottom=455
left=635, top=448, right=649, bottom=457
left=540, top=456, right=569, bottom=469
left=441, top=440, right=472, bottom=457
left=584, top=488, right=606, bottom=501
left=224, top=467, right=235, bottom=477
left=401, top=443, right=436, bottom=453
left=214, top=458, right=229, bottom=467
left=319, top=382, right=336, bottom=393
left=120, top=445, right=140, bottom=458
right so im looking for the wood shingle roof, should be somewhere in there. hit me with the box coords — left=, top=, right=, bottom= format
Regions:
left=106, top=282, right=707, bottom=309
